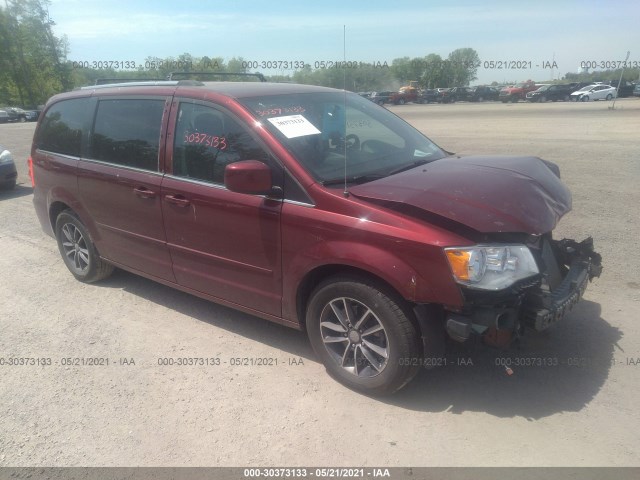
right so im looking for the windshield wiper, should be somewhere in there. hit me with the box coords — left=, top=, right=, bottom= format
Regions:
left=385, top=159, right=431, bottom=176
left=322, top=173, right=386, bottom=186
left=322, top=159, right=433, bottom=186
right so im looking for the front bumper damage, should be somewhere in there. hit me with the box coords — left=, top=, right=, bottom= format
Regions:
left=444, top=236, right=602, bottom=347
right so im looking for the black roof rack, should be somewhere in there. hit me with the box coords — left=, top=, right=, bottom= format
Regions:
left=94, top=78, right=164, bottom=85
left=167, top=71, right=267, bottom=82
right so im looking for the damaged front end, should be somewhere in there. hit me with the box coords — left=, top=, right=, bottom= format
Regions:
left=443, top=235, right=602, bottom=348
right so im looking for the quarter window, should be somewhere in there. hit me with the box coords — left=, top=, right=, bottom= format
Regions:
left=172, top=102, right=271, bottom=184
left=90, top=99, right=165, bottom=171
left=35, top=98, right=89, bottom=157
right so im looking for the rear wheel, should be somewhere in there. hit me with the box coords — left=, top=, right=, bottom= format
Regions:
left=540, top=95, right=547, bottom=103
left=306, top=277, right=421, bottom=395
left=55, top=210, right=114, bottom=283
left=398, top=98, right=406, bottom=105
left=581, top=95, right=589, bottom=102
left=606, top=93, right=613, bottom=100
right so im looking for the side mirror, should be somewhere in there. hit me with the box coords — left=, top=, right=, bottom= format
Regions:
left=224, top=160, right=275, bottom=196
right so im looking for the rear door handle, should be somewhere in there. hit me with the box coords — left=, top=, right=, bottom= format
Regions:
left=133, top=186, right=156, bottom=198
left=164, top=194, right=191, bottom=207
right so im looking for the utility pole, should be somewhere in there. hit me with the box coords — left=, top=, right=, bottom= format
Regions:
left=611, top=51, right=630, bottom=110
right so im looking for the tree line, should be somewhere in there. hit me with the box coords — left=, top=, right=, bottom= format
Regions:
left=1, top=1, right=638, bottom=108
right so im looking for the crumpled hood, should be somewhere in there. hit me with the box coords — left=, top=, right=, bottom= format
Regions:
left=349, top=155, right=572, bottom=234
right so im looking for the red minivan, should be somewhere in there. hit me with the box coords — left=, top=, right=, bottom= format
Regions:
left=30, top=80, right=602, bottom=394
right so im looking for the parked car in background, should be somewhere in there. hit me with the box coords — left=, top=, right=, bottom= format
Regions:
left=0, top=144, right=18, bottom=190
left=4, top=107, right=28, bottom=122
left=370, top=91, right=393, bottom=105
left=608, top=81, right=635, bottom=98
left=468, top=86, right=500, bottom=102
left=570, top=84, right=617, bottom=101
left=499, top=81, right=543, bottom=103
left=0, top=109, right=9, bottom=124
left=445, top=87, right=473, bottom=102
left=526, top=84, right=576, bottom=102
left=633, top=83, right=640, bottom=98
left=417, top=89, right=439, bottom=104
left=24, top=110, right=40, bottom=122
left=435, top=88, right=453, bottom=103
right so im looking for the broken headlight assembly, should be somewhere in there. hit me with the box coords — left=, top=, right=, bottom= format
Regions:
left=444, top=245, right=539, bottom=291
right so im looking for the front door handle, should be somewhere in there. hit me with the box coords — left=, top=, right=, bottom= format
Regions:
left=164, top=194, right=191, bottom=207
left=133, top=186, right=156, bottom=198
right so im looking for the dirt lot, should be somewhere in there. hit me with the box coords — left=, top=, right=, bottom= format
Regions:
left=1, top=99, right=639, bottom=467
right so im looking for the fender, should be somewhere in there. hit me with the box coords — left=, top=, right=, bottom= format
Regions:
left=282, top=239, right=463, bottom=324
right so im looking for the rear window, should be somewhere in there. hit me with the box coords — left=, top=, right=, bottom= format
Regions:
left=89, top=99, right=165, bottom=171
left=35, top=98, right=90, bottom=157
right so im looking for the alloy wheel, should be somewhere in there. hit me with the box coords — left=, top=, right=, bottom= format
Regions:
left=60, top=223, right=90, bottom=274
left=319, top=297, right=389, bottom=378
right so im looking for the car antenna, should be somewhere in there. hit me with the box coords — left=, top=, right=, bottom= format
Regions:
left=342, top=25, right=349, bottom=197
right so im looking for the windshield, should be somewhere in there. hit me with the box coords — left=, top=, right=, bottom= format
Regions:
left=239, top=92, right=446, bottom=184
left=575, top=86, right=594, bottom=92
left=535, top=85, right=551, bottom=92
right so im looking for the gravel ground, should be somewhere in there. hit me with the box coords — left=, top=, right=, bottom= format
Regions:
left=0, top=99, right=639, bottom=467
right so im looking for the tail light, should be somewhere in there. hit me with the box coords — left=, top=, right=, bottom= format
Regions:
left=28, top=156, right=35, bottom=187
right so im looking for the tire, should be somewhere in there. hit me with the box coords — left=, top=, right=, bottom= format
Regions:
left=376, top=99, right=384, bottom=105
left=540, top=95, right=547, bottom=103
left=55, top=210, right=114, bottom=283
left=306, top=276, right=422, bottom=395
left=581, top=96, right=589, bottom=102
left=563, top=95, right=570, bottom=101
left=19, top=117, right=26, bottom=123
left=398, top=98, right=406, bottom=105
left=606, top=94, right=613, bottom=100
left=511, top=96, right=518, bottom=103
left=0, top=179, right=16, bottom=190
left=477, top=96, right=484, bottom=102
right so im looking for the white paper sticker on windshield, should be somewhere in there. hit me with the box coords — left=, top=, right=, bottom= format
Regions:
left=267, top=115, right=321, bottom=139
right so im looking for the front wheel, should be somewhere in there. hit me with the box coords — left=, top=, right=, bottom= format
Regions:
left=306, top=277, right=422, bottom=395
left=0, top=179, right=16, bottom=190
left=397, top=98, right=406, bottom=105
left=606, top=93, right=613, bottom=100
left=581, top=95, right=589, bottom=102
left=55, top=210, right=114, bottom=283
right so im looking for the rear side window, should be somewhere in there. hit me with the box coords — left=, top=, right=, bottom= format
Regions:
left=36, top=98, right=90, bottom=157
left=89, top=99, right=165, bottom=171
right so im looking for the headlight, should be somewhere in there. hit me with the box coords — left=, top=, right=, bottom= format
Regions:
left=0, top=150, right=14, bottom=164
left=444, top=245, right=539, bottom=291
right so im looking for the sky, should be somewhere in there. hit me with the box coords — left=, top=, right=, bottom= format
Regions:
left=47, top=0, right=640, bottom=85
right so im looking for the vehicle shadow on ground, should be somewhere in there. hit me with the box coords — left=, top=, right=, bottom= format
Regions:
left=100, top=269, right=315, bottom=360
left=0, top=184, right=32, bottom=200
left=387, top=299, right=622, bottom=419
left=100, top=271, right=619, bottom=419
